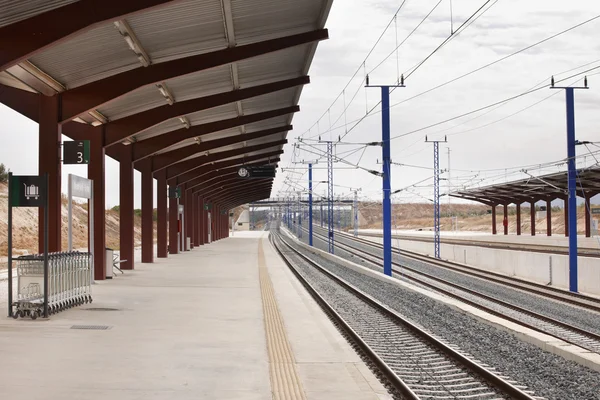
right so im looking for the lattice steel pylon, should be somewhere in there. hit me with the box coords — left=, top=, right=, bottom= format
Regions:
left=426, top=136, right=446, bottom=259
left=433, top=141, right=440, bottom=259
left=353, top=190, right=359, bottom=237
left=327, top=141, right=334, bottom=254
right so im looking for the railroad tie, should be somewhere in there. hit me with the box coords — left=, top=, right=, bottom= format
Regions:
left=258, top=238, right=307, bottom=400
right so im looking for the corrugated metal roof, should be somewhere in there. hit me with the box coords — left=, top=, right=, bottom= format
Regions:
left=232, top=0, right=322, bottom=44
left=241, top=88, right=296, bottom=115
left=236, top=45, right=307, bottom=86
left=0, top=0, right=78, bottom=28
left=133, top=117, right=182, bottom=142
left=29, top=23, right=139, bottom=89
left=97, top=84, right=165, bottom=121
left=187, top=103, right=237, bottom=125
left=167, top=65, right=233, bottom=102
left=126, top=0, right=227, bottom=64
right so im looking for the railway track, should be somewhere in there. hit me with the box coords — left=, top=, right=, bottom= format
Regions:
left=357, top=231, right=600, bottom=258
left=304, top=225, right=600, bottom=355
left=313, top=225, right=600, bottom=314
left=270, top=231, right=542, bottom=400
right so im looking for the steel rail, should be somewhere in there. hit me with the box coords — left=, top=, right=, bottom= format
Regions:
left=271, top=230, right=538, bottom=400
left=307, top=226, right=600, bottom=354
left=319, top=225, right=600, bottom=313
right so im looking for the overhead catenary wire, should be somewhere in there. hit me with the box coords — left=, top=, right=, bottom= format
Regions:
left=303, top=15, right=600, bottom=141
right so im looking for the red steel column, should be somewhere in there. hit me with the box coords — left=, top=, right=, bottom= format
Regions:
left=179, top=185, right=186, bottom=251
left=89, top=129, right=106, bottom=280
left=585, top=196, right=591, bottom=238
left=516, top=203, right=522, bottom=236
left=156, top=169, right=168, bottom=258
left=503, top=204, right=508, bottom=235
left=546, top=199, right=552, bottom=237
left=168, top=179, right=179, bottom=254
left=199, top=197, right=205, bottom=245
left=491, top=206, right=497, bottom=235
left=530, top=201, right=536, bottom=236
left=212, top=204, right=217, bottom=241
left=38, top=94, right=62, bottom=253
left=186, top=189, right=194, bottom=249
left=192, top=193, right=198, bottom=247
left=119, top=145, right=134, bottom=269
left=140, top=160, right=154, bottom=263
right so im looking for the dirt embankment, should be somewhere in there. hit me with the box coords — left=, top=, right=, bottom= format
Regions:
left=358, top=202, right=593, bottom=235
left=1, top=182, right=154, bottom=258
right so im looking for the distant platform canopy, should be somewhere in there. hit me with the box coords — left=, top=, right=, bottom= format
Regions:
left=450, top=167, right=600, bottom=206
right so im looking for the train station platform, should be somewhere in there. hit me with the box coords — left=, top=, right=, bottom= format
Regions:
left=0, top=231, right=390, bottom=400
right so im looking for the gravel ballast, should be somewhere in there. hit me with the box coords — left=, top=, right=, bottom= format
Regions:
left=282, top=227, right=600, bottom=400
left=311, top=225, right=600, bottom=336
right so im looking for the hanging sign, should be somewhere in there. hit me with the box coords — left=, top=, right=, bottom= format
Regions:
left=591, top=207, right=600, bottom=215
left=9, top=175, right=47, bottom=207
left=63, top=140, right=90, bottom=164
left=238, top=166, right=276, bottom=179
left=204, top=203, right=212, bottom=211
left=168, top=187, right=182, bottom=199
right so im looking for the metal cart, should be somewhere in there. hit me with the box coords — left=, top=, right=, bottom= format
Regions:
left=12, top=252, right=93, bottom=319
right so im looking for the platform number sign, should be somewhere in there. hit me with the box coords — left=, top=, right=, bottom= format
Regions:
left=592, top=208, right=600, bottom=215
left=63, top=140, right=90, bottom=164
left=168, top=187, right=182, bottom=199
left=9, top=175, right=47, bottom=207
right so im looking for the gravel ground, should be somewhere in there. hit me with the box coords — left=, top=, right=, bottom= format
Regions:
left=282, top=226, right=600, bottom=400
left=278, top=235, right=509, bottom=399
left=309, top=224, right=600, bottom=337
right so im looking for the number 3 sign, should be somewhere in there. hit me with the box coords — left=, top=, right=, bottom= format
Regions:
left=63, top=141, right=90, bottom=164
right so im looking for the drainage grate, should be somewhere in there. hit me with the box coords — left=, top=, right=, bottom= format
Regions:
left=70, top=325, right=111, bottom=330
left=82, top=307, right=120, bottom=311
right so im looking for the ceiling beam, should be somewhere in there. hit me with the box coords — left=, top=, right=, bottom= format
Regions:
left=0, top=0, right=177, bottom=72
left=175, top=150, right=283, bottom=185
left=206, top=182, right=272, bottom=203
left=0, top=83, right=39, bottom=121
left=59, top=29, right=328, bottom=122
left=133, top=106, right=297, bottom=161
left=224, top=192, right=270, bottom=209
left=102, top=76, right=307, bottom=146
left=210, top=184, right=272, bottom=206
left=199, top=179, right=272, bottom=200
left=184, top=159, right=279, bottom=190
left=152, top=125, right=290, bottom=171
left=166, top=140, right=286, bottom=179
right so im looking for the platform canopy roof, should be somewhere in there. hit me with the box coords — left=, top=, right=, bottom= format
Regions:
left=0, top=0, right=332, bottom=207
left=450, top=167, right=600, bottom=206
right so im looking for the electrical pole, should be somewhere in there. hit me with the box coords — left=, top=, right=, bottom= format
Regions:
left=327, top=141, right=335, bottom=254
left=551, top=75, right=589, bottom=293
left=353, top=190, right=360, bottom=237
left=426, top=136, right=447, bottom=259
left=308, top=163, right=313, bottom=246
left=366, top=75, right=404, bottom=276
left=297, top=191, right=302, bottom=239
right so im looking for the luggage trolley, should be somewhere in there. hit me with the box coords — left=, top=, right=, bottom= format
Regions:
left=12, top=254, right=44, bottom=319
left=12, top=252, right=93, bottom=319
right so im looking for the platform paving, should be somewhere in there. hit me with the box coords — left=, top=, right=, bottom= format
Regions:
left=0, top=231, right=390, bottom=400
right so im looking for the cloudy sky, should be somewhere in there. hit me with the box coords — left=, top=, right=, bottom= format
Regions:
left=1, top=0, right=599, bottom=208
left=274, top=0, right=600, bottom=204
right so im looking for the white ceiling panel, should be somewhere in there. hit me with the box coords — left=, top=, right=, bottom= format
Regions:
left=127, top=0, right=227, bottom=64
left=29, top=23, right=139, bottom=89
left=0, top=0, right=78, bottom=28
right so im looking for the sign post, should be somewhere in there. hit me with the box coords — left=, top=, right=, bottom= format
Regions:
left=8, top=173, right=49, bottom=318
left=67, top=174, right=94, bottom=283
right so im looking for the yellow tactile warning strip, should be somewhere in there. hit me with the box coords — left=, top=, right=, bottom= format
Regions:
left=258, top=238, right=307, bottom=400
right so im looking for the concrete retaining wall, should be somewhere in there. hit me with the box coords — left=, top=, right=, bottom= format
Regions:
left=360, top=234, right=600, bottom=297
